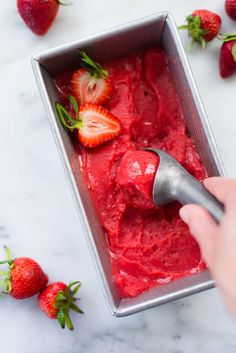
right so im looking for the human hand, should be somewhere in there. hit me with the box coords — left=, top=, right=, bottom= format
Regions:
left=179, top=177, right=236, bottom=317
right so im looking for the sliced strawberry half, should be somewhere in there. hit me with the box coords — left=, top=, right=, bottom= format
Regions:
left=78, top=103, right=121, bottom=147
left=55, top=97, right=121, bottom=148
left=71, top=51, right=113, bottom=105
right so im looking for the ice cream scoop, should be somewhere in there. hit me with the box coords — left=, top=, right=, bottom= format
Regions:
left=146, top=148, right=224, bottom=223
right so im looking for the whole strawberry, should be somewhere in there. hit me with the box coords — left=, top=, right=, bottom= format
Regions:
left=17, top=0, right=64, bottom=35
left=0, top=246, right=48, bottom=299
left=179, top=9, right=222, bottom=48
left=38, top=281, right=83, bottom=330
left=225, top=0, right=236, bottom=20
left=219, top=35, right=236, bottom=78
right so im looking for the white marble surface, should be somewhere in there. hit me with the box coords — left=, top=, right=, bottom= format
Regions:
left=1, top=0, right=236, bottom=352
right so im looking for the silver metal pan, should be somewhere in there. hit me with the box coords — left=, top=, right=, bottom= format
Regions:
left=32, top=12, right=225, bottom=317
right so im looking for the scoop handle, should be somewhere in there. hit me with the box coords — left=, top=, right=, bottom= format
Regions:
left=176, top=174, right=224, bottom=224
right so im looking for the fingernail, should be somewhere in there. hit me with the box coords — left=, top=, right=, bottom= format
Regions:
left=179, top=207, right=189, bottom=224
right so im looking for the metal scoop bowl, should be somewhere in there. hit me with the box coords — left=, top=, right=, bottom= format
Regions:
left=146, top=148, right=224, bottom=223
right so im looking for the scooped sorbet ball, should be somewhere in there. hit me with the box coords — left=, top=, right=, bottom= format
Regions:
left=117, top=150, right=160, bottom=210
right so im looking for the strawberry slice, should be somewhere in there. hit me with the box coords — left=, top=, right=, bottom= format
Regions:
left=56, top=97, right=121, bottom=148
left=71, top=51, right=113, bottom=105
left=78, top=103, right=121, bottom=147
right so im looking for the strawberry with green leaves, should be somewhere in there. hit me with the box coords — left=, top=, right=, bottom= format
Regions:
left=179, top=9, right=222, bottom=48
left=219, top=34, right=236, bottom=78
left=38, top=281, right=83, bottom=330
left=71, top=51, right=113, bottom=105
left=56, top=96, right=121, bottom=148
left=0, top=246, right=48, bottom=299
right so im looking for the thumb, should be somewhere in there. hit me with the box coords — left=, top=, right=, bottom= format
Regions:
left=179, top=204, right=219, bottom=266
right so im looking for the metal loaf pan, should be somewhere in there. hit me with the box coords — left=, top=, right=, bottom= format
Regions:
left=32, top=12, right=225, bottom=317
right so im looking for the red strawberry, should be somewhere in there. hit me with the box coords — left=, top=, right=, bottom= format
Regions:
left=0, top=246, right=48, bottom=299
left=179, top=9, right=222, bottom=48
left=225, top=0, right=236, bottom=20
left=17, top=0, right=65, bottom=35
left=38, top=281, right=83, bottom=330
left=71, top=51, right=113, bottom=105
left=219, top=35, right=236, bottom=78
left=78, top=103, right=121, bottom=147
left=56, top=96, right=121, bottom=148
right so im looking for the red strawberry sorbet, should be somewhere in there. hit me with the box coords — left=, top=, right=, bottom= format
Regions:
left=55, top=45, right=207, bottom=298
left=117, top=150, right=159, bottom=210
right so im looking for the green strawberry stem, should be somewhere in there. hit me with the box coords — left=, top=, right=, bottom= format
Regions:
left=79, top=50, right=109, bottom=79
left=68, top=95, right=79, bottom=116
left=56, top=96, right=83, bottom=132
left=57, top=0, right=73, bottom=5
left=54, top=281, right=83, bottom=331
left=178, top=15, right=209, bottom=49
left=4, top=246, right=13, bottom=265
left=0, top=246, right=14, bottom=294
left=217, top=33, right=236, bottom=42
